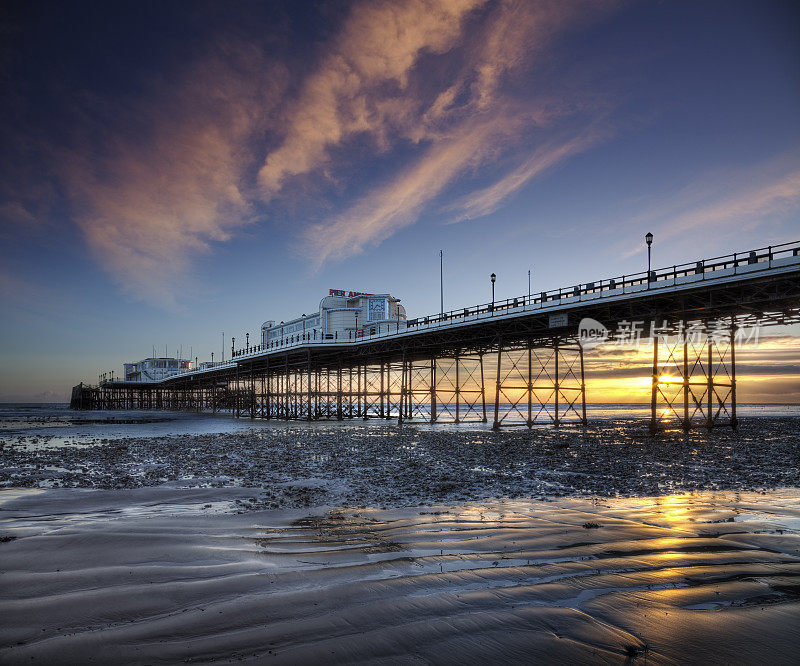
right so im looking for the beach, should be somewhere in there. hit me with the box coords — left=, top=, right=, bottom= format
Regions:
left=3, top=406, right=800, bottom=502
left=2, top=487, right=800, bottom=664
left=5, top=0, right=800, bottom=661
left=1, top=407, right=800, bottom=664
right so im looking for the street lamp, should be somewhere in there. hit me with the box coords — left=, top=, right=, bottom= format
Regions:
left=491, top=273, right=496, bottom=311
left=439, top=249, right=444, bottom=317
left=528, top=269, right=531, bottom=303
left=645, top=232, right=654, bottom=289
left=245, top=332, right=249, bottom=352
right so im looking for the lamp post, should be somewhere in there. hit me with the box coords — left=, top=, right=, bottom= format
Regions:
left=439, top=249, right=444, bottom=318
left=528, top=269, right=531, bottom=303
left=646, top=232, right=653, bottom=289
left=491, top=273, right=496, bottom=312
left=246, top=332, right=249, bottom=352
left=231, top=337, right=235, bottom=358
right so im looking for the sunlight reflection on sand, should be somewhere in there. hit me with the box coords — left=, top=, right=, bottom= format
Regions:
left=1, top=487, right=798, bottom=664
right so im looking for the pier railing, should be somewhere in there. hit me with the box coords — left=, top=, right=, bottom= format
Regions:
left=164, top=239, right=800, bottom=375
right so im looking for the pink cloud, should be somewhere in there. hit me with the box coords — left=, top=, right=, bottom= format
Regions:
left=444, top=125, right=610, bottom=224
left=3, top=0, right=622, bottom=304
left=58, top=44, right=286, bottom=305
left=0, top=201, right=38, bottom=229
left=666, top=167, right=800, bottom=233
left=294, top=0, right=618, bottom=265
left=301, top=111, right=518, bottom=265
left=617, top=154, right=800, bottom=259
left=258, top=0, right=487, bottom=196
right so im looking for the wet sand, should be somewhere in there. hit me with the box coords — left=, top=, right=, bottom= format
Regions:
left=1, top=487, right=799, bottom=664
left=3, top=417, right=800, bottom=504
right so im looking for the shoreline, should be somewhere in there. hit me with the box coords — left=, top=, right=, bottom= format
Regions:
left=3, top=416, right=799, bottom=507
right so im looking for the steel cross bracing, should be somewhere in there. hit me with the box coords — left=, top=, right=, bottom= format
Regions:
left=491, top=336, right=586, bottom=429
left=240, top=355, right=410, bottom=422
left=428, top=351, right=487, bottom=423
left=648, top=316, right=739, bottom=432
left=77, top=338, right=587, bottom=429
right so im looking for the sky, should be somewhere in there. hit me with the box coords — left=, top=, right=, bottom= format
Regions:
left=1, top=0, right=799, bottom=403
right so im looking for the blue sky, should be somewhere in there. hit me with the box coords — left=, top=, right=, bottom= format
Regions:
left=1, top=0, right=799, bottom=401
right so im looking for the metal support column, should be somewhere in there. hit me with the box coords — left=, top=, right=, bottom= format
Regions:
left=261, top=373, right=266, bottom=418
left=398, top=350, right=406, bottom=425
left=683, top=321, right=690, bottom=430
left=284, top=354, right=289, bottom=420
left=480, top=352, right=487, bottom=423
left=429, top=355, right=437, bottom=423
left=730, top=317, right=738, bottom=430
left=554, top=337, right=560, bottom=427
left=492, top=336, right=502, bottom=430
left=454, top=349, right=460, bottom=424
left=336, top=357, right=343, bottom=420
left=707, top=335, right=714, bottom=430
left=356, top=361, right=366, bottom=418
left=265, top=356, right=271, bottom=419
left=235, top=364, right=240, bottom=418
left=250, top=365, right=255, bottom=419
left=579, top=343, right=587, bottom=425
left=527, top=338, right=533, bottom=427
left=650, top=330, right=658, bottom=433
left=307, top=350, right=313, bottom=421
left=380, top=361, right=385, bottom=419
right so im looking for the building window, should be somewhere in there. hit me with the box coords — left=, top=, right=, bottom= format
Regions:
left=368, top=297, right=385, bottom=321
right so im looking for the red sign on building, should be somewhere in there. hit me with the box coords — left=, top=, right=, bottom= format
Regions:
left=329, top=289, right=374, bottom=298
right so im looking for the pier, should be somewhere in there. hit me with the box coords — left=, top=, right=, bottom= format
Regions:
left=72, top=241, right=800, bottom=431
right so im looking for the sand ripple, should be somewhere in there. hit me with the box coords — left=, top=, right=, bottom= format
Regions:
left=1, top=489, right=799, bottom=663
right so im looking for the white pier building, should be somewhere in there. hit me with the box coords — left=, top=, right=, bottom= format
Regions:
left=124, top=357, right=191, bottom=382
left=261, top=290, right=406, bottom=347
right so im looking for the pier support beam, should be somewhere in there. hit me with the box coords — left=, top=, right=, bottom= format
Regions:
left=491, top=335, right=586, bottom=429
left=649, top=317, right=738, bottom=431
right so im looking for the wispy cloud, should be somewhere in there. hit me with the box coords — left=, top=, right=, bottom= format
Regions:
left=258, top=0, right=487, bottom=196
left=300, top=110, right=518, bottom=264
left=444, top=126, right=609, bottom=224
left=2, top=0, right=620, bottom=303
left=290, top=0, right=618, bottom=265
left=0, top=201, right=38, bottom=230
left=665, top=166, right=800, bottom=234
left=617, top=154, right=800, bottom=259
left=56, top=44, right=286, bottom=305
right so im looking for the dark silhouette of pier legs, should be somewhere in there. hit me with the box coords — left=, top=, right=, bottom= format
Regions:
left=71, top=319, right=747, bottom=434
left=491, top=335, right=586, bottom=430
left=71, top=338, right=588, bottom=429
left=649, top=316, right=738, bottom=432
